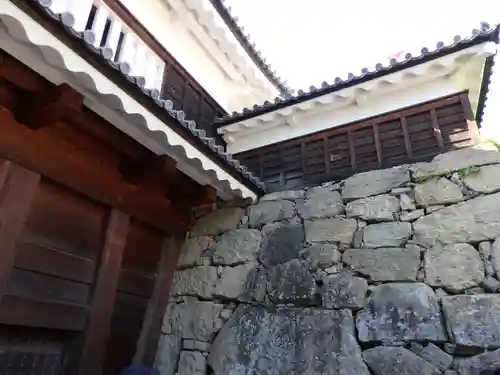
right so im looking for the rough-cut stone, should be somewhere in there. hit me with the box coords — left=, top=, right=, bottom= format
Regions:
left=267, top=259, right=316, bottom=305
left=162, top=298, right=224, bottom=342
left=211, top=229, right=261, bottom=266
left=305, top=218, right=358, bottom=244
left=307, top=185, right=339, bottom=197
left=400, top=193, right=416, bottom=211
left=484, top=275, right=500, bottom=292
left=343, top=247, right=420, bottom=282
left=464, top=164, right=500, bottom=194
left=300, top=243, right=341, bottom=271
left=171, top=267, right=218, bottom=298
left=261, top=189, right=305, bottom=201
left=362, top=222, right=412, bottom=248
left=342, top=167, right=411, bottom=200
left=425, top=243, right=484, bottom=292
left=492, top=239, right=500, bottom=279
left=345, top=194, right=400, bottom=221
left=259, top=222, right=304, bottom=267
left=356, top=283, right=446, bottom=343
left=241, top=268, right=268, bottom=302
left=363, top=346, right=441, bottom=375
left=248, top=200, right=295, bottom=227
left=413, top=192, right=500, bottom=246
left=418, top=343, right=453, bottom=371
left=208, top=305, right=370, bottom=375
left=414, top=177, right=464, bottom=206
left=177, top=351, right=206, bottom=375
left=297, top=191, right=344, bottom=219
left=400, top=209, right=425, bottom=221
left=321, top=271, right=368, bottom=309
left=426, top=205, right=445, bottom=214
left=213, top=262, right=256, bottom=300
left=412, top=143, right=500, bottom=179
left=442, top=294, right=500, bottom=348
left=177, top=236, right=213, bottom=268
left=190, top=207, right=244, bottom=237
left=452, top=348, right=500, bottom=375
left=479, top=241, right=493, bottom=259
left=156, top=334, right=181, bottom=375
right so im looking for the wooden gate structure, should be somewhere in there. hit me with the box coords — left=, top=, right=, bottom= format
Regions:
left=0, top=50, right=215, bottom=375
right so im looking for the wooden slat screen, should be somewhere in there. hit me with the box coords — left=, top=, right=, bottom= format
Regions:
left=237, top=93, right=479, bottom=192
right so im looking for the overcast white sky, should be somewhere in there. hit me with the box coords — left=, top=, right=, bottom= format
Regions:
left=225, top=0, right=500, bottom=90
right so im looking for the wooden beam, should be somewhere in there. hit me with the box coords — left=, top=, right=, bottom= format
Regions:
left=400, top=116, right=413, bottom=158
left=14, top=83, right=84, bottom=130
left=0, top=79, right=17, bottom=112
left=120, top=154, right=177, bottom=186
left=133, top=234, right=186, bottom=366
left=0, top=160, right=40, bottom=302
left=373, top=124, right=383, bottom=166
left=0, top=52, right=49, bottom=92
left=78, top=209, right=130, bottom=375
left=460, top=93, right=480, bottom=144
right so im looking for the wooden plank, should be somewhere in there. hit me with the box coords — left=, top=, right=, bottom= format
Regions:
left=373, top=124, right=383, bottom=166
left=133, top=234, right=185, bottom=366
left=0, top=295, right=87, bottom=331
left=400, top=116, right=413, bottom=158
left=430, top=109, right=445, bottom=149
left=78, top=209, right=130, bottom=375
left=460, top=93, right=480, bottom=144
left=0, top=161, right=40, bottom=302
left=347, top=131, right=356, bottom=170
left=323, top=136, right=331, bottom=177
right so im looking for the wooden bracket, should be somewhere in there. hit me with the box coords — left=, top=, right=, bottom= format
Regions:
left=14, top=83, right=84, bottom=130
left=120, top=154, right=177, bottom=186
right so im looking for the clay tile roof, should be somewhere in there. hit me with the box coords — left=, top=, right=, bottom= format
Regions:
left=30, top=0, right=267, bottom=193
left=216, top=22, right=499, bottom=127
left=210, top=0, right=293, bottom=97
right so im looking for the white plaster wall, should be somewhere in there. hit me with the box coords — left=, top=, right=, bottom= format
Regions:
left=226, top=78, right=460, bottom=154
left=119, top=0, right=278, bottom=113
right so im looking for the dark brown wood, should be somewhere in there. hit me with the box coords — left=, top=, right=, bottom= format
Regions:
left=0, top=161, right=40, bottom=302
left=134, top=234, right=185, bottom=366
left=400, top=116, right=413, bottom=157
left=14, top=84, right=84, bottom=130
left=430, top=108, right=445, bottom=148
left=460, top=92, right=480, bottom=144
left=373, top=124, right=383, bottom=166
left=347, top=131, right=356, bottom=170
left=78, top=209, right=130, bottom=375
left=238, top=92, right=474, bottom=191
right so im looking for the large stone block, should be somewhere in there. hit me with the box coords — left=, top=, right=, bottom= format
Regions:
left=362, top=222, right=412, bottom=248
left=356, top=283, right=446, bottom=343
left=189, top=207, right=245, bottom=237
left=156, top=334, right=181, bottom=375
left=305, top=218, right=358, bottom=245
left=259, top=222, right=304, bottom=267
left=260, top=189, right=305, bottom=201
left=414, top=177, right=464, bottom=206
left=248, top=200, right=295, bottom=227
left=492, top=239, right=500, bottom=280
left=464, top=164, right=500, bottom=194
left=300, top=243, right=341, bottom=271
left=211, top=229, right=261, bottom=266
left=321, top=271, right=368, bottom=309
left=177, top=351, right=206, bottom=375
left=208, top=305, right=370, bottom=375
left=297, top=191, right=344, bottom=219
left=346, top=194, right=400, bottom=221
left=363, top=347, right=441, bottom=375
left=442, top=294, right=500, bottom=349
left=452, top=348, right=500, bottom=375
left=425, top=243, right=484, bottom=292
left=162, top=298, right=224, bottom=342
left=413, top=192, right=500, bottom=247
left=177, top=236, right=213, bottom=268
left=267, top=259, right=316, bottom=305
left=342, top=247, right=420, bottom=281
left=213, top=262, right=256, bottom=300
left=412, top=143, right=500, bottom=179
left=171, top=267, right=218, bottom=298
left=342, top=167, right=410, bottom=200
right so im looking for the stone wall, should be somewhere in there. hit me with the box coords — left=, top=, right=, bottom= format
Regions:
left=155, top=144, right=500, bottom=375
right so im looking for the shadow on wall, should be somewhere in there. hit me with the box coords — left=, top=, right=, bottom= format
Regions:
left=158, top=143, right=500, bottom=375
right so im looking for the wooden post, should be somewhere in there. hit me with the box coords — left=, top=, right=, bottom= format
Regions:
left=430, top=108, right=445, bottom=149
left=460, top=93, right=481, bottom=144
left=400, top=116, right=413, bottom=158
left=133, top=234, right=185, bottom=366
left=0, top=160, right=40, bottom=302
left=373, top=124, right=383, bottom=166
left=78, top=209, right=130, bottom=375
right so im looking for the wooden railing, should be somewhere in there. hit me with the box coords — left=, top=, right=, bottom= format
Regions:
left=47, top=0, right=227, bottom=144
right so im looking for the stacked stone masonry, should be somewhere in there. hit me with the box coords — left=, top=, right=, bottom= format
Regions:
left=156, top=144, right=500, bottom=375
